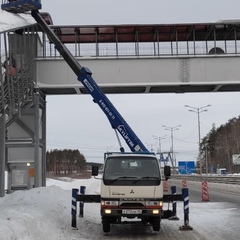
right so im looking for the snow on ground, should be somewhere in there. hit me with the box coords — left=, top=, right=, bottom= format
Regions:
left=1, top=177, right=101, bottom=240
left=1, top=176, right=240, bottom=240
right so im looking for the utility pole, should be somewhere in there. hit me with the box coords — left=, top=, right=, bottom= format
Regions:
left=184, top=104, right=211, bottom=175
left=162, top=125, right=181, bottom=173
left=152, top=135, right=166, bottom=154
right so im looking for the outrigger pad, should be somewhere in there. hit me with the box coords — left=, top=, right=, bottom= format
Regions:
left=179, top=225, right=193, bottom=231
left=162, top=210, right=173, bottom=219
left=1, top=0, right=42, bottom=13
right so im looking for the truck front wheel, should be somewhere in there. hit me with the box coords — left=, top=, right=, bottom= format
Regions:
left=152, top=217, right=161, bottom=231
left=102, top=217, right=110, bottom=233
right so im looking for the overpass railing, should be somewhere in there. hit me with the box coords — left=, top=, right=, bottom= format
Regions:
left=38, top=38, right=240, bottom=59
left=36, top=23, right=240, bottom=59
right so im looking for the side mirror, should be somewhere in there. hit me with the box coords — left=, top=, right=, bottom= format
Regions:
left=164, top=165, right=171, bottom=180
left=92, top=165, right=99, bottom=176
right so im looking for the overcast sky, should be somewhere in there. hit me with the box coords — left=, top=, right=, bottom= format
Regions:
left=41, top=0, right=240, bottom=164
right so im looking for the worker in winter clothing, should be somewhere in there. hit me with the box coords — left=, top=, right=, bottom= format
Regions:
left=2, top=57, right=17, bottom=79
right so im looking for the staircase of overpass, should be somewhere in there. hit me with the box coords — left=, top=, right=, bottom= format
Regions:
left=0, top=53, right=35, bottom=121
left=1, top=8, right=240, bottom=195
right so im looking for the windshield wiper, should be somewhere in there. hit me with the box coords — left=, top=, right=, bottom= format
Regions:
left=108, top=176, right=137, bottom=183
left=133, top=176, right=160, bottom=183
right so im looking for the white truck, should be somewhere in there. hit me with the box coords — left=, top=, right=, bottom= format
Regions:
left=92, top=152, right=170, bottom=233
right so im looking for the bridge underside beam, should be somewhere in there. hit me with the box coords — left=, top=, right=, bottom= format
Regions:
left=39, top=83, right=240, bottom=95
left=36, top=57, right=240, bottom=95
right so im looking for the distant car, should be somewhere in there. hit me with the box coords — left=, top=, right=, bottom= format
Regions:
left=216, top=168, right=227, bottom=175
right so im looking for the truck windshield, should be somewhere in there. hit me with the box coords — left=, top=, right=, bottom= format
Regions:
left=103, top=156, right=160, bottom=182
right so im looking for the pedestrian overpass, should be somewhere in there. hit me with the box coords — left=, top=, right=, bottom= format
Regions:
left=37, top=20, right=240, bottom=94
left=1, top=10, right=240, bottom=196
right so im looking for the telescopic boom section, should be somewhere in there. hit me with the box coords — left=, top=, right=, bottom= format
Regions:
left=31, top=11, right=148, bottom=153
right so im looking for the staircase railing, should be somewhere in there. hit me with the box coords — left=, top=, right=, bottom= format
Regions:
left=0, top=59, right=35, bottom=122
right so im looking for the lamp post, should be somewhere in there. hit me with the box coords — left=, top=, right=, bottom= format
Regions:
left=162, top=125, right=181, bottom=173
left=152, top=135, right=166, bottom=154
left=145, top=142, right=153, bottom=152
left=184, top=104, right=211, bottom=175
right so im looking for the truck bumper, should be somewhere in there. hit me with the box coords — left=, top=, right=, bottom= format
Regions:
left=101, top=208, right=162, bottom=218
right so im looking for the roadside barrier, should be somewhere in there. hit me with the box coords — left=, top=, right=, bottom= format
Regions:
left=79, top=186, right=86, bottom=217
left=182, top=179, right=187, bottom=188
left=71, top=188, right=78, bottom=229
left=180, top=188, right=193, bottom=230
left=163, top=180, right=168, bottom=192
left=169, top=186, right=179, bottom=220
left=202, top=181, right=210, bottom=202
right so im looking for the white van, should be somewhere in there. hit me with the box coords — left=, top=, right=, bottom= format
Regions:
left=216, top=168, right=227, bottom=175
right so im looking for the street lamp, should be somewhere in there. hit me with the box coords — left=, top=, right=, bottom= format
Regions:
left=145, top=142, right=153, bottom=152
left=152, top=135, right=166, bottom=154
left=162, top=125, right=181, bottom=173
left=184, top=104, right=211, bottom=175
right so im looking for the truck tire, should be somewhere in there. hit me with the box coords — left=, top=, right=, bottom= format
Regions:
left=102, top=217, right=110, bottom=233
left=152, top=217, right=161, bottom=231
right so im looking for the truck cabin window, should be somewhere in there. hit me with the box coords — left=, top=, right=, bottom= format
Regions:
left=103, top=157, right=161, bottom=185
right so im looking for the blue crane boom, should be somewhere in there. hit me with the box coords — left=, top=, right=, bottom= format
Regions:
left=1, top=0, right=149, bottom=153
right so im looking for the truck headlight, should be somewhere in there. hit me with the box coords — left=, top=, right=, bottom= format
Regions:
left=152, top=210, right=160, bottom=214
left=105, top=209, right=112, bottom=214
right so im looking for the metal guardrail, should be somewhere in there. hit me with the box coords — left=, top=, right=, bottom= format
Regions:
left=0, top=72, right=34, bottom=119
left=172, top=174, right=240, bottom=185
left=0, top=30, right=36, bottom=121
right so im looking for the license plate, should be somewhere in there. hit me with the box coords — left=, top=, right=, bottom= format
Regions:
left=122, top=209, right=142, bottom=214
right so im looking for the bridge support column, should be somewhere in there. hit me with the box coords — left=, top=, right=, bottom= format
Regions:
left=34, top=91, right=41, bottom=187
left=5, top=91, right=47, bottom=192
left=42, top=97, right=47, bottom=186
left=0, top=113, right=6, bottom=197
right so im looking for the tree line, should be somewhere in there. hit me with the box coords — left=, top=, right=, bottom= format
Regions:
left=46, top=149, right=86, bottom=175
left=200, top=116, right=240, bottom=173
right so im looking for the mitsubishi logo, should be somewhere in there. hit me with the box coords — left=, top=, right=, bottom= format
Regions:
left=130, top=189, right=134, bottom=194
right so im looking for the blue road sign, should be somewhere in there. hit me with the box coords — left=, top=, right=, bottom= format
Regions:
left=178, top=161, right=195, bottom=174
left=210, top=165, right=215, bottom=173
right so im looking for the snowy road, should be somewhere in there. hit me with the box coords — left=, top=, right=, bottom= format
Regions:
left=78, top=203, right=208, bottom=240
left=1, top=177, right=240, bottom=240
left=80, top=200, right=240, bottom=240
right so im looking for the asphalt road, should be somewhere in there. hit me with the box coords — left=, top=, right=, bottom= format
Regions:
left=171, top=179, right=240, bottom=206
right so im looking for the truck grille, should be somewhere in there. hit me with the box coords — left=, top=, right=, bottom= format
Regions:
left=120, top=203, right=144, bottom=207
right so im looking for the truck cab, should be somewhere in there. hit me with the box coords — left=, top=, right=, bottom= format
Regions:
left=94, top=153, right=166, bottom=233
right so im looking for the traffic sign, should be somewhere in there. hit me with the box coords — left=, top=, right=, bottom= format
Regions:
left=178, top=161, right=195, bottom=174
left=232, top=154, right=240, bottom=165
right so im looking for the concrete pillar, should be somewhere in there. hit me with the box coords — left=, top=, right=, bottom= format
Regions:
left=34, top=91, right=41, bottom=187
left=0, top=114, right=6, bottom=197
left=42, top=96, right=46, bottom=186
